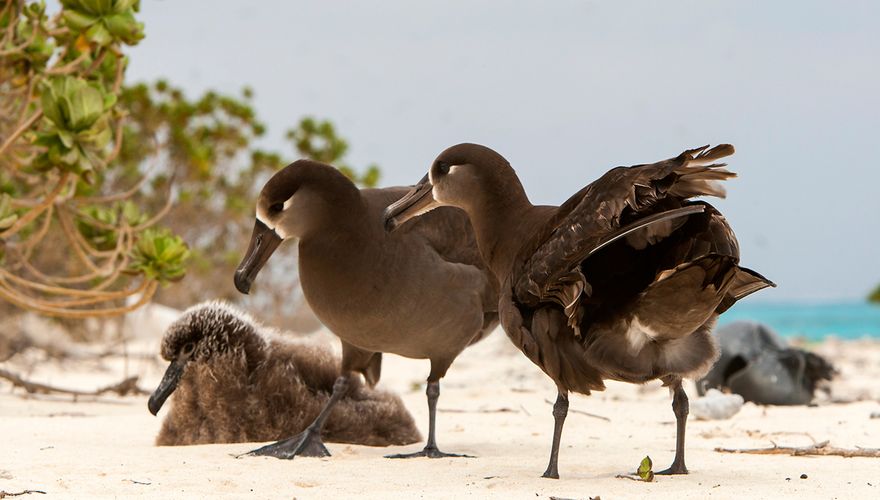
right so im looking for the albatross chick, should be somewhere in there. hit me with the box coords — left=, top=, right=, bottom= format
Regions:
left=149, top=301, right=422, bottom=448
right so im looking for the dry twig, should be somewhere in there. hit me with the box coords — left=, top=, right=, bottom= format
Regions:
left=438, top=407, right=519, bottom=414
left=715, top=440, right=880, bottom=458
left=0, top=491, right=47, bottom=498
left=0, top=368, right=149, bottom=398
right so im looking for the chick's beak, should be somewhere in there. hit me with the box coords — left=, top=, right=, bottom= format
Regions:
left=148, top=355, right=189, bottom=416
left=234, top=219, right=283, bottom=294
left=383, top=174, right=437, bottom=232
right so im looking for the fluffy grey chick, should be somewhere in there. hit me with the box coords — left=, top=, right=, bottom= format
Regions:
left=149, top=301, right=421, bottom=447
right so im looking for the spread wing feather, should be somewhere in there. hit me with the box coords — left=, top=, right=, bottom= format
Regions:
left=514, top=144, right=737, bottom=311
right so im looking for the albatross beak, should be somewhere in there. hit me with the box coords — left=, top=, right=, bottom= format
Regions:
left=383, top=174, right=437, bottom=232
left=234, top=219, right=283, bottom=294
left=148, top=355, right=188, bottom=415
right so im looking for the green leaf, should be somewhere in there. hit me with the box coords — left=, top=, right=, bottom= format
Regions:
left=128, top=228, right=190, bottom=284
left=40, top=85, right=65, bottom=128
left=115, top=0, right=139, bottom=12
left=41, top=77, right=97, bottom=131
left=104, top=12, right=142, bottom=42
left=37, top=77, right=115, bottom=178
left=61, top=0, right=143, bottom=45
left=637, top=456, right=654, bottom=482
left=69, top=85, right=104, bottom=130
left=61, top=9, right=98, bottom=30
left=0, top=194, right=18, bottom=230
left=0, top=214, right=17, bottom=230
left=95, top=0, right=113, bottom=13
left=57, top=130, right=75, bottom=148
left=24, top=2, right=47, bottom=20
left=121, top=201, right=146, bottom=225
left=103, top=91, right=117, bottom=110
left=85, top=21, right=111, bottom=45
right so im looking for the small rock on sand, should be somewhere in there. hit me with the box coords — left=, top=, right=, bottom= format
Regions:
left=690, top=389, right=745, bottom=420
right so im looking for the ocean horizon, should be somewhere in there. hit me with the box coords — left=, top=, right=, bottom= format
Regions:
left=717, top=301, right=880, bottom=341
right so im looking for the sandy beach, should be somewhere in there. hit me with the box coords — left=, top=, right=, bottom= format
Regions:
left=2, top=325, right=879, bottom=499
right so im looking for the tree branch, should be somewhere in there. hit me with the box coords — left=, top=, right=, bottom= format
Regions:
left=0, top=109, right=42, bottom=159
left=0, top=279, right=158, bottom=318
left=0, top=171, right=67, bottom=238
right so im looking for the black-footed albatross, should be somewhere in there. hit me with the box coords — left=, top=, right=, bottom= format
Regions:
left=148, top=301, right=422, bottom=447
left=233, top=159, right=498, bottom=459
left=384, top=143, right=775, bottom=478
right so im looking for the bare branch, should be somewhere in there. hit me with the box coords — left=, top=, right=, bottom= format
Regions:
left=0, top=279, right=158, bottom=318
left=0, top=109, right=42, bottom=159
left=0, top=20, right=38, bottom=56
left=0, top=171, right=68, bottom=238
left=45, top=51, right=89, bottom=75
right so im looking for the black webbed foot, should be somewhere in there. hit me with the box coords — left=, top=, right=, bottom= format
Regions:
left=243, top=427, right=330, bottom=460
left=385, top=446, right=473, bottom=459
left=541, top=466, right=560, bottom=479
left=655, top=460, right=688, bottom=475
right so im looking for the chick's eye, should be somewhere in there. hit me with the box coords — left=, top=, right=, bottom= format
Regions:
left=436, top=161, right=449, bottom=175
left=270, top=203, right=284, bottom=213
left=182, top=342, right=195, bottom=355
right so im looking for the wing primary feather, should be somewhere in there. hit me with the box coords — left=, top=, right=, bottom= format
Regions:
left=588, top=205, right=706, bottom=257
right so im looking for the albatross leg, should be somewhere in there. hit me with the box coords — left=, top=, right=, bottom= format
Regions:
left=386, top=379, right=473, bottom=459
left=656, top=376, right=689, bottom=475
left=542, top=390, right=569, bottom=479
left=245, top=375, right=351, bottom=459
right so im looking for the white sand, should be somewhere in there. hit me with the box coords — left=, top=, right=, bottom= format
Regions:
left=2, top=328, right=879, bottom=499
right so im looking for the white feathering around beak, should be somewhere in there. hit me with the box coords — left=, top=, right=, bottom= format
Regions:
left=255, top=194, right=297, bottom=240
left=430, top=165, right=462, bottom=205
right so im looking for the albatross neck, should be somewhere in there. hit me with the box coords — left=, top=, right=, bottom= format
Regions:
left=464, top=175, right=541, bottom=280
left=296, top=193, right=386, bottom=276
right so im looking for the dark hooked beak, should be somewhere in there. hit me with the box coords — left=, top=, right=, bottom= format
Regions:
left=383, top=174, right=436, bottom=232
left=148, top=355, right=189, bottom=416
left=234, top=219, right=283, bottom=294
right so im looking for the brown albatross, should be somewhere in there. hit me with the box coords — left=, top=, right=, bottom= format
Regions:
left=384, top=143, right=774, bottom=478
left=234, top=159, right=498, bottom=459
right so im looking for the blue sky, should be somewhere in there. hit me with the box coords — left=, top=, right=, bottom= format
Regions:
left=126, top=1, right=880, bottom=301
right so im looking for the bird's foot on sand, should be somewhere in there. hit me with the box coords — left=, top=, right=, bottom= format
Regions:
left=385, top=445, right=473, bottom=459
left=541, top=466, right=559, bottom=479
left=655, top=461, right=688, bottom=475
left=243, top=428, right=330, bottom=460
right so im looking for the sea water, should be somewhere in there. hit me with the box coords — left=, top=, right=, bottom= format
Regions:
left=717, top=301, right=880, bottom=341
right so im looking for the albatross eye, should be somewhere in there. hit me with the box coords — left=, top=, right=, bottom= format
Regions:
left=182, top=342, right=195, bottom=356
left=269, top=202, right=284, bottom=213
left=436, top=161, right=449, bottom=175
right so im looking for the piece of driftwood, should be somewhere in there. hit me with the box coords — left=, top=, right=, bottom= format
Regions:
left=615, top=474, right=645, bottom=481
left=0, top=490, right=47, bottom=498
left=715, top=440, right=880, bottom=458
left=0, top=368, right=148, bottom=397
left=438, top=407, right=519, bottom=414
left=544, top=398, right=611, bottom=422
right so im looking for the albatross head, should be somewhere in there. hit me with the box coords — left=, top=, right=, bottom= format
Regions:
left=148, top=302, right=261, bottom=415
left=383, top=143, right=513, bottom=231
left=234, top=160, right=357, bottom=294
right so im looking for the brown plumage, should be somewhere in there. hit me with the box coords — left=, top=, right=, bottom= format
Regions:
left=233, top=160, right=498, bottom=459
left=384, top=143, right=775, bottom=478
left=150, top=301, right=422, bottom=447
